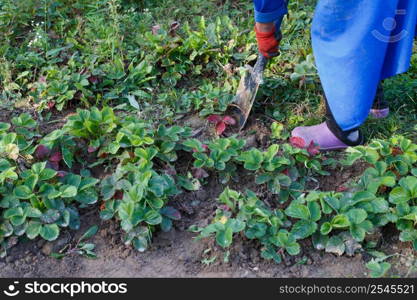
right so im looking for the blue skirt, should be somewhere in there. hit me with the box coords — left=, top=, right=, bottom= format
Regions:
left=312, top=0, right=417, bottom=131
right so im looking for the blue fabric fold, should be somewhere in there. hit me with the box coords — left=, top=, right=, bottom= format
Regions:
left=253, top=0, right=288, bottom=26
left=253, top=0, right=416, bottom=131
left=312, top=0, right=417, bottom=130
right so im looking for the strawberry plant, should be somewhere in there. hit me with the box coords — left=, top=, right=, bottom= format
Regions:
left=96, top=117, right=192, bottom=169
left=97, top=118, right=154, bottom=159
left=191, top=209, right=245, bottom=248
left=32, top=65, right=91, bottom=111
left=239, top=145, right=292, bottom=194
left=11, top=113, right=38, bottom=140
left=238, top=142, right=328, bottom=201
left=208, top=137, right=245, bottom=171
left=285, top=199, right=321, bottom=240
left=64, top=107, right=118, bottom=150
left=0, top=114, right=102, bottom=256
left=184, top=136, right=245, bottom=183
left=51, top=225, right=99, bottom=259
left=207, top=115, right=236, bottom=135
left=356, top=161, right=397, bottom=194
left=0, top=132, right=20, bottom=161
left=99, top=161, right=181, bottom=251
left=236, top=148, right=264, bottom=171
left=0, top=161, right=98, bottom=256
left=141, top=15, right=250, bottom=88
left=153, top=124, right=192, bottom=163
left=37, top=129, right=77, bottom=169
left=366, top=259, right=392, bottom=278
left=190, top=135, right=417, bottom=264
left=191, top=188, right=297, bottom=263
left=0, top=113, right=39, bottom=162
left=1, top=0, right=416, bottom=279
left=271, top=122, right=289, bottom=140
left=345, top=136, right=417, bottom=249
left=0, top=159, right=18, bottom=185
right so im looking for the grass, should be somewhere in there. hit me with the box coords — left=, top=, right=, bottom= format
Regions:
left=1, top=0, right=415, bottom=142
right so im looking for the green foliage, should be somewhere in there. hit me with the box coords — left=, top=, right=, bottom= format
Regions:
left=0, top=157, right=99, bottom=256
left=0, top=0, right=257, bottom=117
left=366, top=260, right=391, bottom=278
left=0, top=113, right=37, bottom=162
left=271, top=122, right=289, bottom=140
left=185, top=136, right=329, bottom=196
left=290, top=54, right=317, bottom=83
left=190, top=188, right=291, bottom=263
left=99, top=163, right=181, bottom=252
left=184, top=136, right=245, bottom=183
left=190, top=135, right=417, bottom=272
left=92, top=113, right=191, bottom=252
left=51, top=225, right=99, bottom=259
left=64, top=107, right=117, bottom=148
left=0, top=108, right=189, bottom=256
left=343, top=136, right=417, bottom=251
left=0, top=0, right=416, bottom=278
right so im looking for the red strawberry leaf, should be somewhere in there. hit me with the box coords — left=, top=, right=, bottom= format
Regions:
left=57, top=171, right=68, bottom=178
left=88, top=146, right=97, bottom=153
left=215, top=121, right=226, bottom=135
left=88, top=75, right=99, bottom=85
left=35, top=145, right=51, bottom=160
left=114, top=190, right=124, bottom=200
left=392, top=147, right=403, bottom=156
left=207, top=114, right=223, bottom=124
left=47, top=101, right=55, bottom=109
left=222, top=116, right=236, bottom=125
left=336, top=185, right=348, bottom=192
left=307, top=141, right=320, bottom=156
left=49, top=151, right=62, bottom=162
left=99, top=152, right=108, bottom=159
left=290, top=136, right=306, bottom=149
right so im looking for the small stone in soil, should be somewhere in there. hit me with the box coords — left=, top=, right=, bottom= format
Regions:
left=41, top=243, right=54, bottom=256
left=191, top=200, right=200, bottom=207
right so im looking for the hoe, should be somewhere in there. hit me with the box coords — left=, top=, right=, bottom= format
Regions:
left=227, top=54, right=268, bottom=131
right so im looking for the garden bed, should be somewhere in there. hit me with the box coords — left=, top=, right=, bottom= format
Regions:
left=1, top=0, right=416, bottom=278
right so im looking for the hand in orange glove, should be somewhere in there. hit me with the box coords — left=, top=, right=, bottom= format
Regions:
left=255, top=23, right=281, bottom=58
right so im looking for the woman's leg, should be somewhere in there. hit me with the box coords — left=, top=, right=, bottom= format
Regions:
left=370, top=83, right=389, bottom=119
left=292, top=0, right=416, bottom=150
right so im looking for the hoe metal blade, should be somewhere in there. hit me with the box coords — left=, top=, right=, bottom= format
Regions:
left=228, top=54, right=268, bottom=130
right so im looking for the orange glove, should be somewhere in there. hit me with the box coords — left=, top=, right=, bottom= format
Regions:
left=255, top=25, right=280, bottom=58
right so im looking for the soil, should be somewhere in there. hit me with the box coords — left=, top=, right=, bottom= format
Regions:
left=1, top=110, right=416, bottom=278
left=1, top=206, right=415, bottom=278
left=1, top=164, right=416, bottom=278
